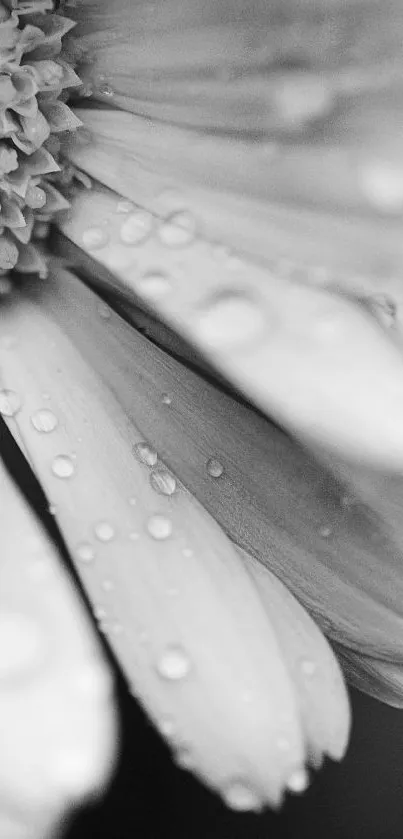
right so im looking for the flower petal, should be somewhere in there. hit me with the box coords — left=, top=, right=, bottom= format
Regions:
left=0, top=446, right=116, bottom=832
left=0, top=272, right=314, bottom=808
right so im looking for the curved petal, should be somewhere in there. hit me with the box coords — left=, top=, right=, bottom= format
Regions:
left=0, top=448, right=116, bottom=836
left=0, top=272, right=324, bottom=809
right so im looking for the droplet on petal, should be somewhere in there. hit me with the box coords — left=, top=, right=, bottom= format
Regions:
left=195, top=291, right=267, bottom=349
left=156, top=646, right=191, bottom=680
left=360, top=161, right=403, bottom=212
left=76, top=542, right=95, bottom=563
left=158, top=717, right=175, bottom=737
left=0, top=613, right=45, bottom=680
left=157, top=210, right=196, bottom=247
left=94, top=521, right=115, bottom=542
left=51, top=454, right=75, bottom=478
left=136, top=270, right=172, bottom=299
left=319, top=525, right=332, bottom=538
left=119, top=210, right=153, bottom=245
left=101, top=579, right=114, bottom=592
left=31, top=408, right=58, bottom=433
left=206, top=457, right=224, bottom=478
left=146, top=514, right=173, bottom=540
left=82, top=226, right=110, bottom=250
left=116, top=199, right=134, bottom=214
left=150, top=468, right=177, bottom=496
left=223, top=782, right=262, bottom=812
left=300, top=658, right=317, bottom=677
left=287, top=768, right=309, bottom=794
left=0, top=388, right=22, bottom=417
left=133, top=441, right=158, bottom=467
left=161, top=393, right=172, bottom=405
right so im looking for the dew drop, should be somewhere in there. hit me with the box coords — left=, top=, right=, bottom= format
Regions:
left=159, top=717, right=175, bottom=737
left=146, top=514, right=173, bottom=540
left=196, top=291, right=266, bottom=349
left=128, top=496, right=137, bottom=506
left=223, top=782, right=262, bottom=812
left=94, top=521, right=115, bottom=542
left=98, top=81, right=114, bottom=97
left=360, top=161, right=403, bottom=212
left=0, top=613, right=45, bottom=679
left=51, top=454, right=75, bottom=479
left=319, top=525, right=332, bottom=538
left=101, top=579, right=114, bottom=592
left=137, top=270, right=172, bottom=299
left=82, top=226, right=109, bottom=250
left=48, top=504, right=57, bottom=516
left=161, top=393, right=172, bottom=405
left=156, top=645, right=191, bottom=680
left=133, top=441, right=158, bottom=466
left=206, top=457, right=224, bottom=478
left=150, top=468, right=177, bottom=496
left=116, top=199, right=134, bottom=214
left=175, top=747, right=195, bottom=769
left=0, top=388, right=21, bottom=417
left=157, top=210, right=196, bottom=247
left=120, top=209, right=153, bottom=245
left=300, top=658, right=317, bottom=677
left=182, top=547, right=194, bottom=558
left=287, top=767, right=309, bottom=794
left=94, top=606, right=107, bottom=621
left=31, top=408, right=58, bottom=433
left=77, top=542, right=95, bottom=563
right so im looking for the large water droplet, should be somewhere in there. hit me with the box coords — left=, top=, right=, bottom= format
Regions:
left=120, top=210, right=153, bottom=245
left=94, top=521, right=115, bottom=542
left=206, top=457, right=224, bottom=478
left=287, top=767, right=309, bottom=794
left=0, top=612, right=45, bottom=679
left=196, top=291, right=266, bottom=349
left=0, top=388, right=21, bottom=417
left=133, top=441, right=158, bottom=467
left=51, top=454, right=75, bottom=478
left=82, top=226, right=109, bottom=250
left=146, top=514, right=173, bottom=540
left=150, top=468, right=177, bottom=496
left=223, top=782, right=262, bottom=812
left=156, top=646, right=191, bottom=680
left=77, top=542, right=95, bottom=563
left=137, top=270, right=172, bottom=299
left=157, top=210, right=196, bottom=247
left=31, top=408, right=58, bottom=433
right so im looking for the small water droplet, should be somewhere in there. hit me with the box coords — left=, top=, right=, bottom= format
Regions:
left=116, top=199, right=134, bottom=214
left=287, top=767, right=309, bottom=794
left=77, top=542, right=95, bottom=563
left=319, top=525, right=332, bottom=538
left=196, top=291, right=266, bottom=349
left=150, top=468, right=177, bottom=496
left=182, top=547, right=194, bottom=558
left=101, top=579, right=114, bottom=592
left=360, top=161, right=403, bottom=212
left=156, top=645, right=190, bottom=680
left=48, top=504, right=57, bottom=516
left=94, top=606, right=107, bottom=620
left=97, top=301, right=111, bottom=319
left=146, top=514, right=173, bottom=540
left=300, top=658, right=317, bottom=677
left=31, top=408, right=58, bottom=433
left=223, top=782, right=262, bottom=812
left=159, top=717, right=175, bottom=737
left=128, top=496, right=137, bottom=506
left=175, top=747, right=195, bottom=769
left=133, top=441, right=158, bottom=466
left=120, top=209, right=153, bottom=245
left=0, top=388, right=22, bottom=417
left=206, top=457, right=224, bottom=478
left=51, top=455, right=75, bottom=478
left=94, top=521, right=115, bottom=542
left=82, top=226, right=110, bottom=250
left=0, top=613, right=45, bottom=679
left=157, top=210, right=196, bottom=247
left=161, top=393, right=172, bottom=405
left=137, top=270, right=172, bottom=299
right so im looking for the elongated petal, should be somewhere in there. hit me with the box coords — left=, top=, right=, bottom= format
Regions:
left=0, top=273, right=318, bottom=809
left=19, top=266, right=403, bottom=680
left=0, top=449, right=115, bottom=836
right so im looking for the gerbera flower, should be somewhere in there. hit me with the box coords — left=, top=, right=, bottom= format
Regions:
left=2, top=1, right=403, bottom=836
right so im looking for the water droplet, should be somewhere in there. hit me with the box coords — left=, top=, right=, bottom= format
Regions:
left=150, top=468, right=177, bottom=496
left=300, top=658, right=317, bottom=677
left=128, top=496, right=137, bottom=506
left=360, top=161, right=403, bottom=212
left=101, top=579, right=114, bottom=592
left=287, top=767, right=309, bottom=794
left=159, top=717, right=175, bottom=737
left=94, top=521, right=115, bottom=542
left=223, top=782, right=262, bottom=812
left=182, top=547, right=194, bottom=558
left=0, top=613, right=45, bottom=679
left=48, top=504, right=57, bottom=515
left=0, top=388, right=21, bottom=417
left=156, top=646, right=190, bottom=680
left=31, top=408, right=58, bottom=433
left=196, top=291, right=266, bottom=349
left=146, top=514, right=173, bottom=540
left=77, top=542, right=95, bottom=563
left=206, top=457, right=224, bottom=478
left=116, top=199, right=134, bottom=214
left=137, top=270, right=172, bottom=299
left=82, top=226, right=109, bottom=250
left=175, top=747, right=195, bottom=769
left=94, top=606, right=107, bottom=620
left=51, top=455, right=75, bottom=479
left=133, top=441, right=158, bottom=467
left=157, top=210, right=196, bottom=247
left=319, top=525, right=332, bottom=538
left=161, top=393, right=172, bottom=405
left=97, top=301, right=111, bottom=319
left=120, top=210, right=153, bottom=245
left=98, top=81, right=114, bottom=97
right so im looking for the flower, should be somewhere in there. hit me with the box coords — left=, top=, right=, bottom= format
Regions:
left=2, top=0, right=403, bottom=835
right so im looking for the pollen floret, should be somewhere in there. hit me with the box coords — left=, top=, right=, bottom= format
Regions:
left=0, top=0, right=81, bottom=277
